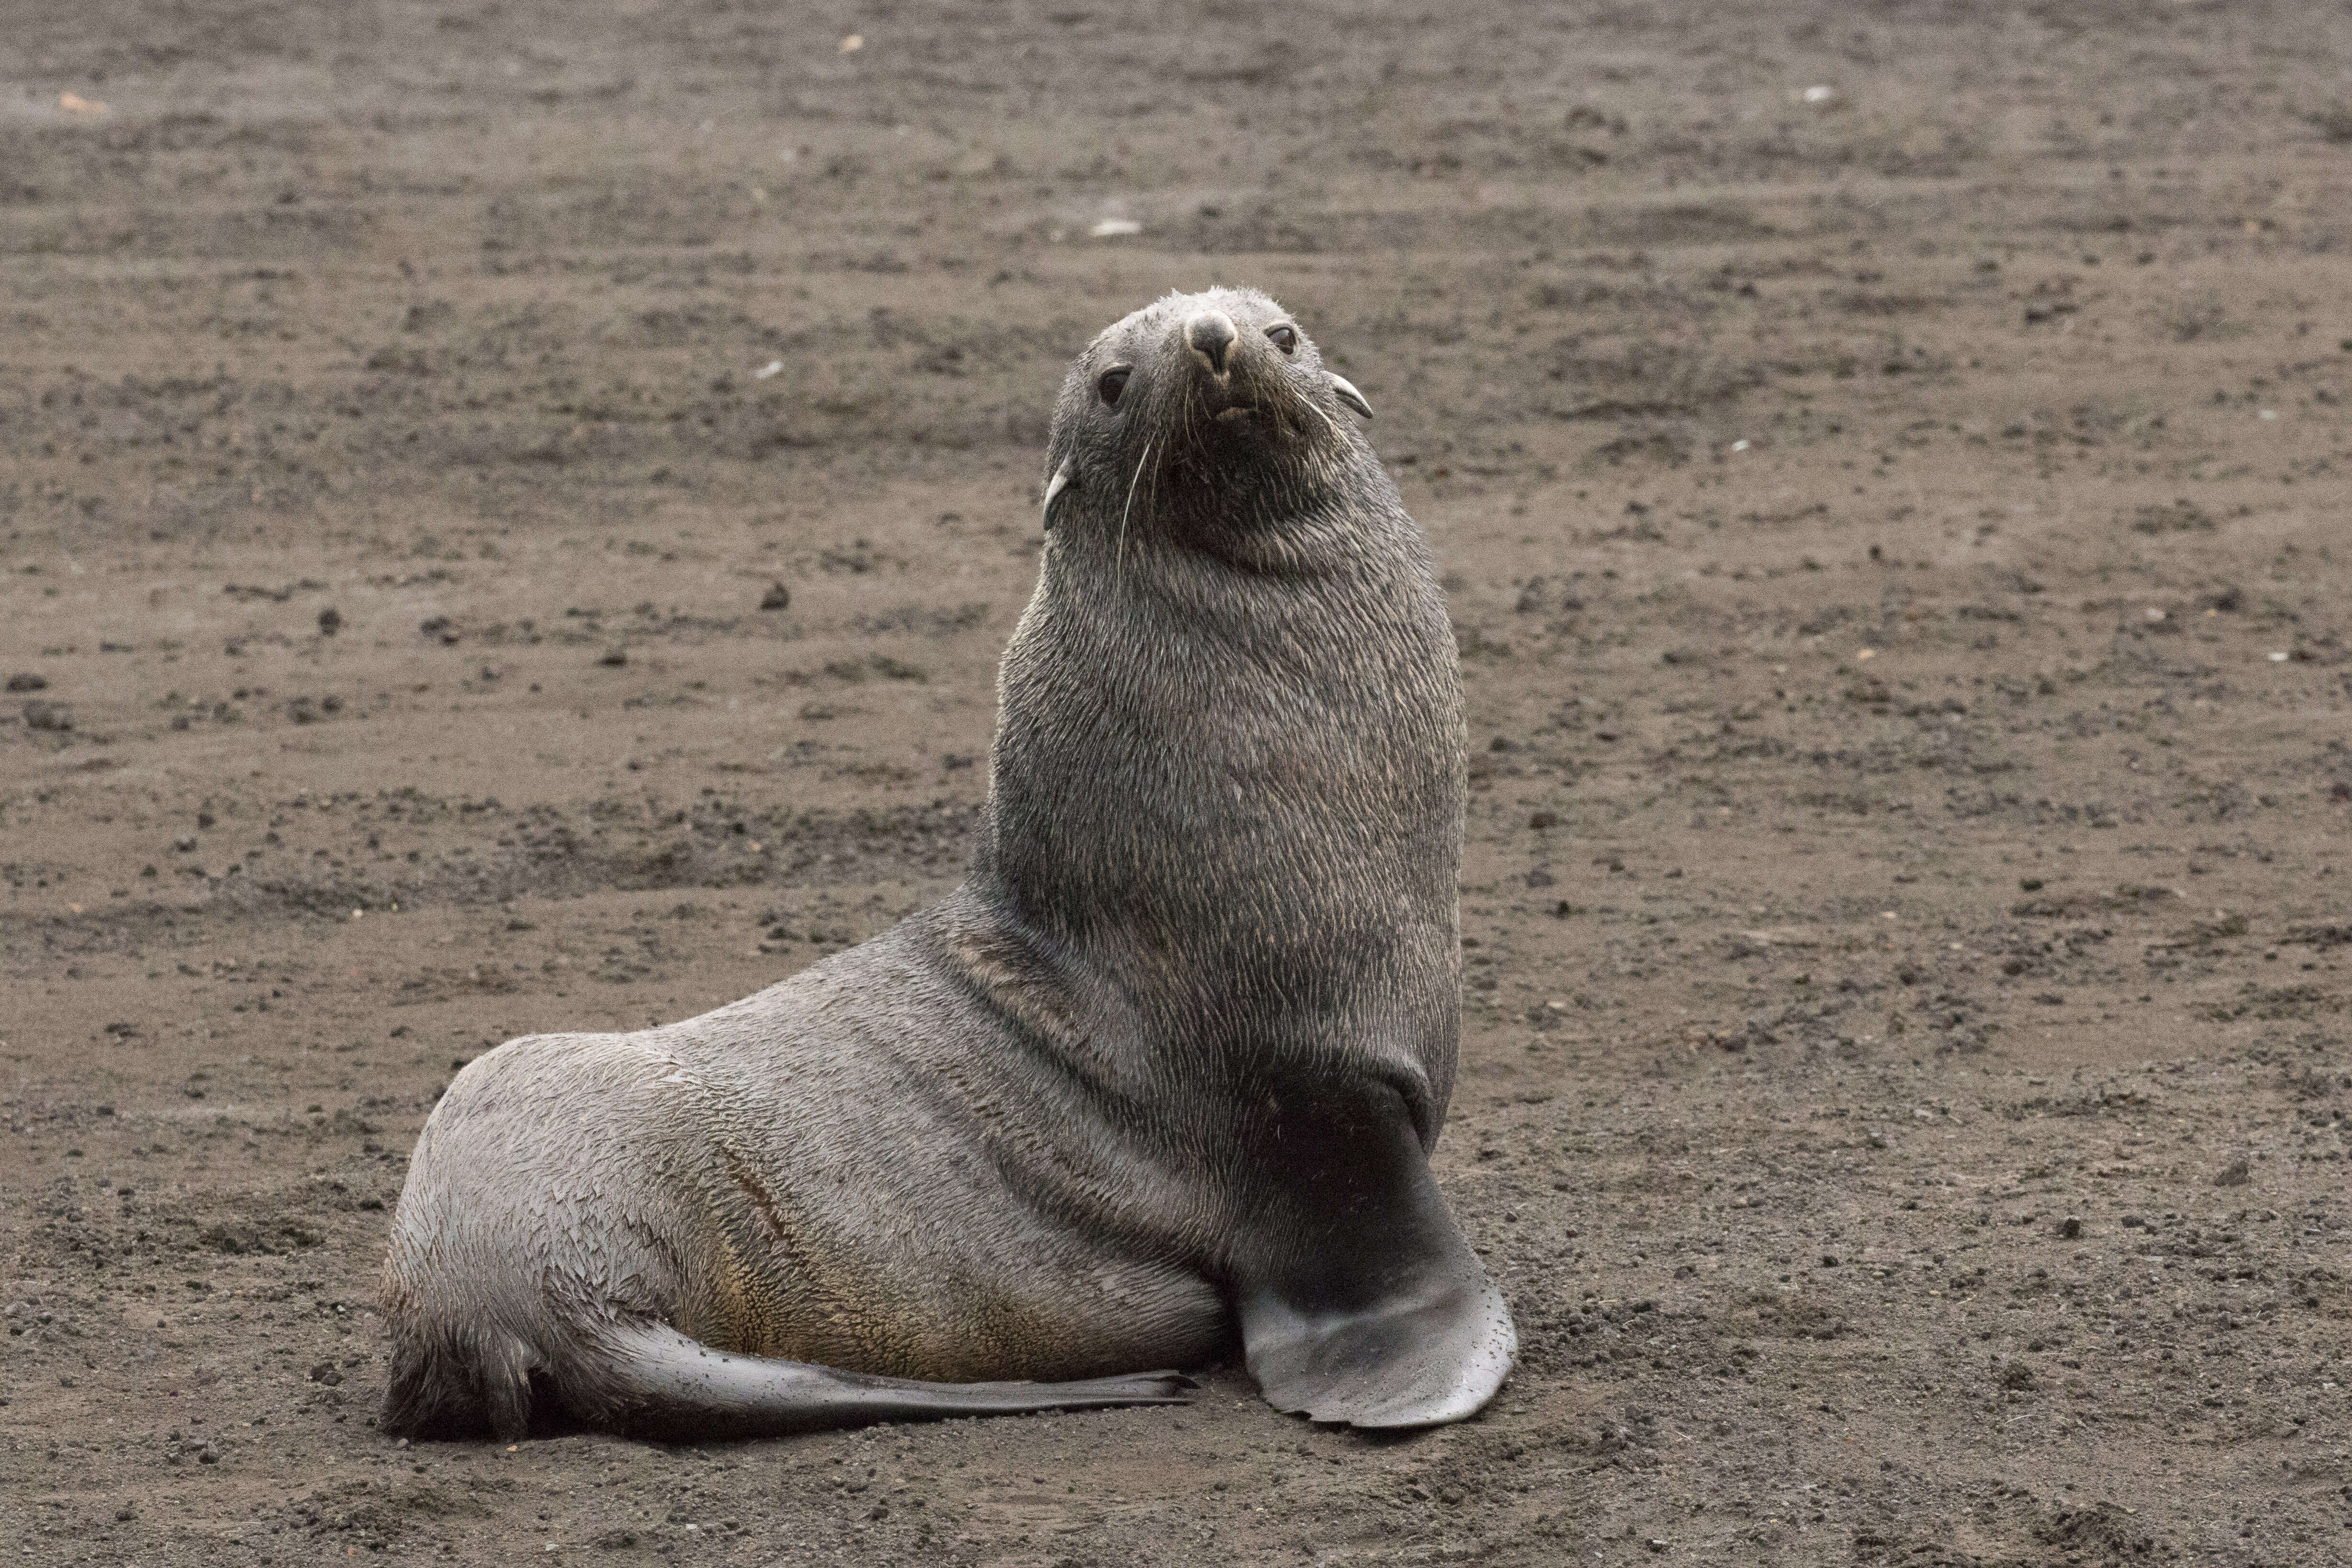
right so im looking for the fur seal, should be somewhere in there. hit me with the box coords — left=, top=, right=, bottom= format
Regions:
left=380, top=286, right=1514, bottom=1441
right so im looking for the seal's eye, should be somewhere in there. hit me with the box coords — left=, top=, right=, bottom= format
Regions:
left=1098, top=365, right=1132, bottom=406
left=1266, top=324, right=1298, bottom=355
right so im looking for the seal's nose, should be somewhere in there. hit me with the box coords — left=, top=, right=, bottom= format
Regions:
left=1185, top=311, right=1238, bottom=374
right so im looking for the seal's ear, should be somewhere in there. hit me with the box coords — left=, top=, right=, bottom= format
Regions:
left=1041, top=462, right=1072, bottom=528
left=1328, top=374, right=1374, bottom=421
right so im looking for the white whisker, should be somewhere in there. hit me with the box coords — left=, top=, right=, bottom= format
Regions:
left=1302, top=394, right=1349, bottom=448
left=1116, top=438, right=1153, bottom=598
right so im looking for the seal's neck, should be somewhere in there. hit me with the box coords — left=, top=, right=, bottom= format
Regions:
left=965, top=495, right=1464, bottom=1094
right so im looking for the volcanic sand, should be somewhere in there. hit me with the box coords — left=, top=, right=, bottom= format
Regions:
left=5, top=3, right=2352, bottom=1563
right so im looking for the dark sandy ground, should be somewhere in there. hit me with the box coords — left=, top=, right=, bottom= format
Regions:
left=7, top=2, right=2352, bottom=1563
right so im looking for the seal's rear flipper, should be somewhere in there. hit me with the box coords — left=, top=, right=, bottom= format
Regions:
left=1241, top=1246, right=1515, bottom=1428
left=1231, top=1078, right=1518, bottom=1428
left=384, top=1320, right=538, bottom=1440
left=581, top=1322, right=1192, bottom=1441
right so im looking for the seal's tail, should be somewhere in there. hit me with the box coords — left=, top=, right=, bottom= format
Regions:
left=382, top=1317, right=1193, bottom=1442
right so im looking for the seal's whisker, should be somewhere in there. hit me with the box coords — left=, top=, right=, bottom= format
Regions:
left=1116, top=437, right=1154, bottom=596
left=1146, top=432, right=1165, bottom=542
left=1300, top=392, right=1349, bottom=449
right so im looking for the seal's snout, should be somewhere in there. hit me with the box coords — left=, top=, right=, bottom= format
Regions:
left=1184, top=311, right=1238, bottom=375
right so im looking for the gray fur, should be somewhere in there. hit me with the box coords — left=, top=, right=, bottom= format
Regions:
left=380, top=286, right=1513, bottom=1441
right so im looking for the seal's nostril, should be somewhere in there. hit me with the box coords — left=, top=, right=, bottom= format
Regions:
left=1185, top=311, right=1238, bottom=372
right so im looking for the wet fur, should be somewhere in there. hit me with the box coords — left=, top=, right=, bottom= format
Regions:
left=381, top=286, right=1513, bottom=1440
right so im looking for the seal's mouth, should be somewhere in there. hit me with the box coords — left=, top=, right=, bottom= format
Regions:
left=1181, top=372, right=1296, bottom=450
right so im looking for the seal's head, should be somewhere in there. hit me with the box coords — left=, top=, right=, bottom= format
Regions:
left=1038, top=287, right=1377, bottom=564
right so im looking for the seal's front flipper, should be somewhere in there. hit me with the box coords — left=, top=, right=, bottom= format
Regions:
left=1231, top=1078, right=1517, bottom=1429
left=1243, top=1260, right=1513, bottom=1427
